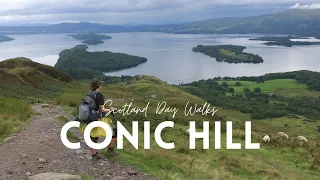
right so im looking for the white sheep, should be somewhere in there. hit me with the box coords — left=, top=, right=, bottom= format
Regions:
left=297, top=136, right=308, bottom=143
left=263, top=135, right=270, bottom=143
left=186, top=129, right=190, bottom=134
left=277, top=132, right=289, bottom=140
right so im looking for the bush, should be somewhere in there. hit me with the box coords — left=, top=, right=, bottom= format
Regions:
left=69, top=101, right=77, bottom=107
left=221, top=82, right=228, bottom=88
left=254, top=87, right=262, bottom=93
left=235, top=82, right=242, bottom=86
left=228, top=88, right=235, bottom=93
left=243, top=87, right=250, bottom=93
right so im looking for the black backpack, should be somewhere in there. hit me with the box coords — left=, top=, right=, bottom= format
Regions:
left=78, top=91, right=99, bottom=123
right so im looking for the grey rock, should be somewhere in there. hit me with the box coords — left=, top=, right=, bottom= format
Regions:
left=37, top=157, right=47, bottom=164
left=21, top=153, right=27, bottom=158
left=29, top=172, right=81, bottom=180
left=112, top=176, right=128, bottom=180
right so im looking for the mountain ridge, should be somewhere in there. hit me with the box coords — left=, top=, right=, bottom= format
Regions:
left=0, top=9, right=320, bottom=36
left=0, top=58, right=72, bottom=101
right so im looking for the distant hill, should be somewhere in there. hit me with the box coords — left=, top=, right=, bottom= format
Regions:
left=67, top=33, right=112, bottom=45
left=160, top=9, right=320, bottom=36
left=0, top=58, right=72, bottom=101
left=1, top=9, right=320, bottom=36
left=54, top=45, right=147, bottom=79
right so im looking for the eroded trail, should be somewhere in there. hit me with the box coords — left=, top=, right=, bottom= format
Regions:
left=0, top=104, right=153, bottom=180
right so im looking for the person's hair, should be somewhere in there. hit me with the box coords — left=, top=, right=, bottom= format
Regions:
left=90, top=78, right=102, bottom=91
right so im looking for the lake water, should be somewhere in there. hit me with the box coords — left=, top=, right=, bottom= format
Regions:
left=1, top=32, right=320, bottom=84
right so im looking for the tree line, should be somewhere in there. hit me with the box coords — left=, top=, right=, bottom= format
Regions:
left=180, top=72, right=320, bottom=120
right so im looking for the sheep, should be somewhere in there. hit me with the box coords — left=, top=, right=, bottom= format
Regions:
left=297, top=136, right=308, bottom=143
left=186, top=129, right=190, bottom=134
left=263, top=135, right=270, bottom=143
left=277, top=132, right=289, bottom=140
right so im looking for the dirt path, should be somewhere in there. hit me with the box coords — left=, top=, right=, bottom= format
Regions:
left=0, top=104, right=154, bottom=180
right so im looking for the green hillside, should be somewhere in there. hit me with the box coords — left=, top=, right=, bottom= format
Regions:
left=57, top=75, right=320, bottom=180
left=0, top=59, right=319, bottom=179
left=0, top=58, right=72, bottom=143
left=161, top=9, right=320, bottom=36
left=0, top=57, right=72, bottom=101
left=0, top=96, right=33, bottom=143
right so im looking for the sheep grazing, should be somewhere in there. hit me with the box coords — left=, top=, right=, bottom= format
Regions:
left=263, top=135, right=270, bottom=143
left=277, top=132, right=289, bottom=140
left=186, top=129, right=190, bottom=134
left=297, top=136, right=308, bottom=143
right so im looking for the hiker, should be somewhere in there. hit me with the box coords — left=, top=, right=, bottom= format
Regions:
left=80, top=78, right=118, bottom=160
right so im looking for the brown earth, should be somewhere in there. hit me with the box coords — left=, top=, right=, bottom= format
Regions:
left=0, top=104, right=154, bottom=180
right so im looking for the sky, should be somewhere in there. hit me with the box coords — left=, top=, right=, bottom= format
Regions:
left=0, top=0, right=319, bottom=25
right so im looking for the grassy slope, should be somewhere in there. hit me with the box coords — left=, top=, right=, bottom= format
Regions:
left=0, top=58, right=318, bottom=179
left=0, top=57, right=71, bottom=102
left=218, top=79, right=307, bottom=93
left=0, top=96, right=33, bottom=143
left=56, top=76, right=320, bottom=180
left=0, top=58, right=72, bottom=142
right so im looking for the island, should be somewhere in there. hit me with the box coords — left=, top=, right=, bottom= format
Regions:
left=0, top=35, right=14, bottom=42
left=67, top=33, right=112, bottom=45
left=192, top=45, right=263, bottom=64
left=54, top=45, right=147, bottom=79
left=250, top=36, right=320, bottom=47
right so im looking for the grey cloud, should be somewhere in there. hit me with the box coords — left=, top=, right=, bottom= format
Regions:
left=0, top=0, right=320, bottom=24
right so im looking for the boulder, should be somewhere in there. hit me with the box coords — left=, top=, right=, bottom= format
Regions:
left=29, top=172, right=81, bottom=180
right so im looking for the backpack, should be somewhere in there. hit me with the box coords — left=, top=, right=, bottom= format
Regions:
left=78, top=91, right=99, bottom=123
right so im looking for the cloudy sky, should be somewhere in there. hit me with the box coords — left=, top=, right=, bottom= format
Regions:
left=0, top=0, right=319, bottom=25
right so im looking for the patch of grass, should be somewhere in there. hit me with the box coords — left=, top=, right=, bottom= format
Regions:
left=80, top=174, right=94, bottom=180
left=218, top=79, right=307, bottom=93
left=274, top=88, right=320, bottom=98
left=55, top=115, right=69, bottom=123
left=67, top=130, right=79, bottom=143
left=0, top=96, right=33, bottom=143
